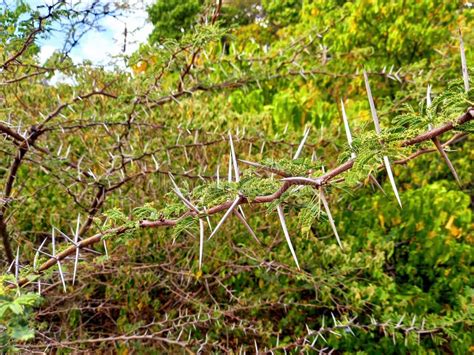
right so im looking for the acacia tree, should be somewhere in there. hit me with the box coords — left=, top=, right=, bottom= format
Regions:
left=1, top=0, right=473, bottom=352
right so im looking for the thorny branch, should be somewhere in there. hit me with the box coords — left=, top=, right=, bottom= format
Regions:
left=0, top=89, right=117, bottom=263
left=10, top=107, right=473, bottom=288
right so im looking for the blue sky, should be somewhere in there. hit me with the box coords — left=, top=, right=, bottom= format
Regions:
left=23, top=0, right=154, bottom=65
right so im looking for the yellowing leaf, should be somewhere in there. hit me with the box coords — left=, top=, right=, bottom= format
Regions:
left=132, top=60, right=148, bottom=74
left=445, top=215, right=455, bottom=230
left=415, top=222, right=424, bottom=232
left=391, top=216, right=401, bottom=225
left=445, top=215, right=461, bottom=237
left=449, top=225, right=462, bottom=238
left=378, top=214, right=385, bottom=229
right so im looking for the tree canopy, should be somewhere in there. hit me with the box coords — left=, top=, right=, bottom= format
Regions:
left=0, top=0, right=473, bottom=352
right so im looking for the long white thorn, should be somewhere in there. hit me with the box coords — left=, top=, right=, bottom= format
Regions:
left=72, top=215, right=81, bottom=285
left=52, top=229, right=67, bottom=292
left=74, top=214, right=81, bottom=240
left=57, top=260, right=67, bottom=293
left=103, top=240, right=108, bottom=258
left=234, top=209, right=260, bottom=245
left=203, top=207, right=213, bottom=233
left=432, top=137, right=461, bottom=186
left=239, top=159, right=265, bottom=169
left=15, top=246, right=20, bottom=282
left=228, top=132, right=240, bottom=182
left=172, top=187, right=200, bottom=213
left=427, top=84, right=433, bottom=129
left=293, top=126, right=311, bottom=160
left=459, top=29, right=470, bottom=93
left=199, top=219, right=204, bottom=270
left=281, top=176, right=322, bottom=185
left=383, top=156, right=402, bottom=208
left=365, top=70, right=402, bottom=208
left=208, top=196, right=241, bottom=239
left=276, top=204, right=300, bottom=270
left=368, top=173, right=387, bottom=196
left=52, top=228, right=56, bottom=256
left=168, top=172, right=178, bottom=189
left=320, top=191, right=343, bottom=249
left=340, top=99, right=356, bottom=159
left=152, top=154, right=160, bottom=170
left=169, top=174, right=201, bottom=213
left=6, top=259, right=15, bottom=274
left=227, top=154, right=233, bottom=182
left=426, top=84, right=432, bottom=111
left=238, top=205, right=246, bottom=219
left=363, top=70, right=381, bottom=134
left=427, top=84, right=461, bottom=185
left=34, top=238, right=48, bottom=272
left=34, top=248, right=53, bottom=258
left=308, top=145, right=343, bottom=248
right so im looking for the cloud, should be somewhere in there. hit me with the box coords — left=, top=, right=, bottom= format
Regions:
left=99, top=7, right=154, bottom=55
left=36, top=0, right=155, bottom=65
left=38, top=44, right=56, bottom=64
left=71, top=31, right=117, bottom=65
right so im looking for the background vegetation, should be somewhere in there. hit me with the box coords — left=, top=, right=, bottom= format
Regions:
left=0, top=0, right=473, bottom=352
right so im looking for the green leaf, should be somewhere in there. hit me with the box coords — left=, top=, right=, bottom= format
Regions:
left=10, top=325, right=35, bottom=341
left=9, top=302, right=24, bottom=315
left=15, top=293, right=41, bottom=307
left=0, top=304, right=10, bottom=318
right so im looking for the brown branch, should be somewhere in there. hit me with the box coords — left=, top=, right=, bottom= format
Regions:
left=0, top=221, right=13, bottom=265
left=393, top=132, right=467, bottom=165
left=10, top=108, right=473, bottom=288
left=431, top=137, right=461, bottom=186
left=268, top=318, right=445, bottom=353
left=37, top=90, right=118, bottom=130
left=0, top=123, right=26, bottom=142
left=32, top=333, right=190, bottom=348
left=145, top=69, right=383, bottom=109
left=1, top=126, right=42, bottom=263
left=177, top=1, right=221, bottom=92
left=401, top=109, right=473, bottom=146
left=0, top=1, right=64, bottom=69
left=1, top=89, right=116, bottom=263
left=78, top=185, right=106, bottom=237
left=0, top=70, right=48, bottom=85
left=0, top=28, right=42, bottom=70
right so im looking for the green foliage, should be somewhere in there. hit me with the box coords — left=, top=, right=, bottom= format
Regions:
left=0, top=1, right=38, bottom=61
left=303, top=0, right=462, bottom=66
left=219, top=0, right=262, bottom=27
left=262, top=0, right=302, bottom=27
left=0, top=286, right=41, bottom=351
left=147, top=0, right=203, bottom=42
left=0, top=0, right=473, bottom=352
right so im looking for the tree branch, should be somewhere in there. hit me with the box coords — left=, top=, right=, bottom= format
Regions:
left=10, top=107, right=473, bottom=289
